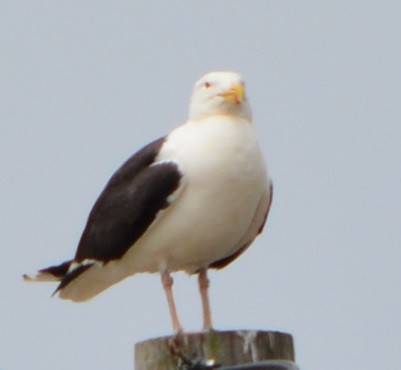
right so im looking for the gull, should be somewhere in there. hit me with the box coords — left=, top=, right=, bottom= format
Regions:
left=24, top=71, right=273, bottom=333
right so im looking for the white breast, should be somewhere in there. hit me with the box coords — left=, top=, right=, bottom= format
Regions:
left=123, top=115, right=269, bottom=274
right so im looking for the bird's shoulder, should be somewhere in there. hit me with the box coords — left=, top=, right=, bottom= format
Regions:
left=105, top=136, right=167, bottom=190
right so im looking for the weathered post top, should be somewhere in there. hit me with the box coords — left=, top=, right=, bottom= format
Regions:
left=135, top=330, right=296, bottom=370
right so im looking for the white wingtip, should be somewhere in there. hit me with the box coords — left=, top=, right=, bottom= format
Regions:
left=22, top=271, right=60, bottom=282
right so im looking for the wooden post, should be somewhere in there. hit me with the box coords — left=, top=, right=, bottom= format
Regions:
left=135, top=330, right=295, bottom=370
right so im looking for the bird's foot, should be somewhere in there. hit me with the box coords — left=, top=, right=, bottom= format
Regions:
left=201, top=325, right=215, bottom=333
left=168, top=335, right=221, bottom=370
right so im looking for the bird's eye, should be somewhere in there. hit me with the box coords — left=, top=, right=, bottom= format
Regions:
left=203, top=82, right=212, bottom=89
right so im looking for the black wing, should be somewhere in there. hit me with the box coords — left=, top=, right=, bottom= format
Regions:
left=74, top=136, right=183, bottom=263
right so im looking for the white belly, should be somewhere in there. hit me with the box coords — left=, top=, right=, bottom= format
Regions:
left=123, top=116, right=268, bottom=274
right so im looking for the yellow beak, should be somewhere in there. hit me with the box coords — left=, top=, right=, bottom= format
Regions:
left=219, top=83, right=245, bottom=105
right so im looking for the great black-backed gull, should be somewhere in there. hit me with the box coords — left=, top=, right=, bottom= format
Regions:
left=24, top=71, right=273, bottom=333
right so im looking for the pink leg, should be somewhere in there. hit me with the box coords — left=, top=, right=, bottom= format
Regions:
left=198, top=268, right=213, bottom=331
left=161, top=270, right=183, bottom=333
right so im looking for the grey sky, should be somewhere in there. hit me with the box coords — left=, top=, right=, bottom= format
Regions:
left=1, top=1, right=400, bottom=369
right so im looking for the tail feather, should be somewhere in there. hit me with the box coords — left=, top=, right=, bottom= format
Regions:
left=23, top=260, right=73, bottom=282
left=53, top=263, right=93, bottom=297
left=24, top=259, right=129, bottom=302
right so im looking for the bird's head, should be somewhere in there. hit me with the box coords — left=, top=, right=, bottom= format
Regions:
left=189, top=71, right=252, bottom=122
